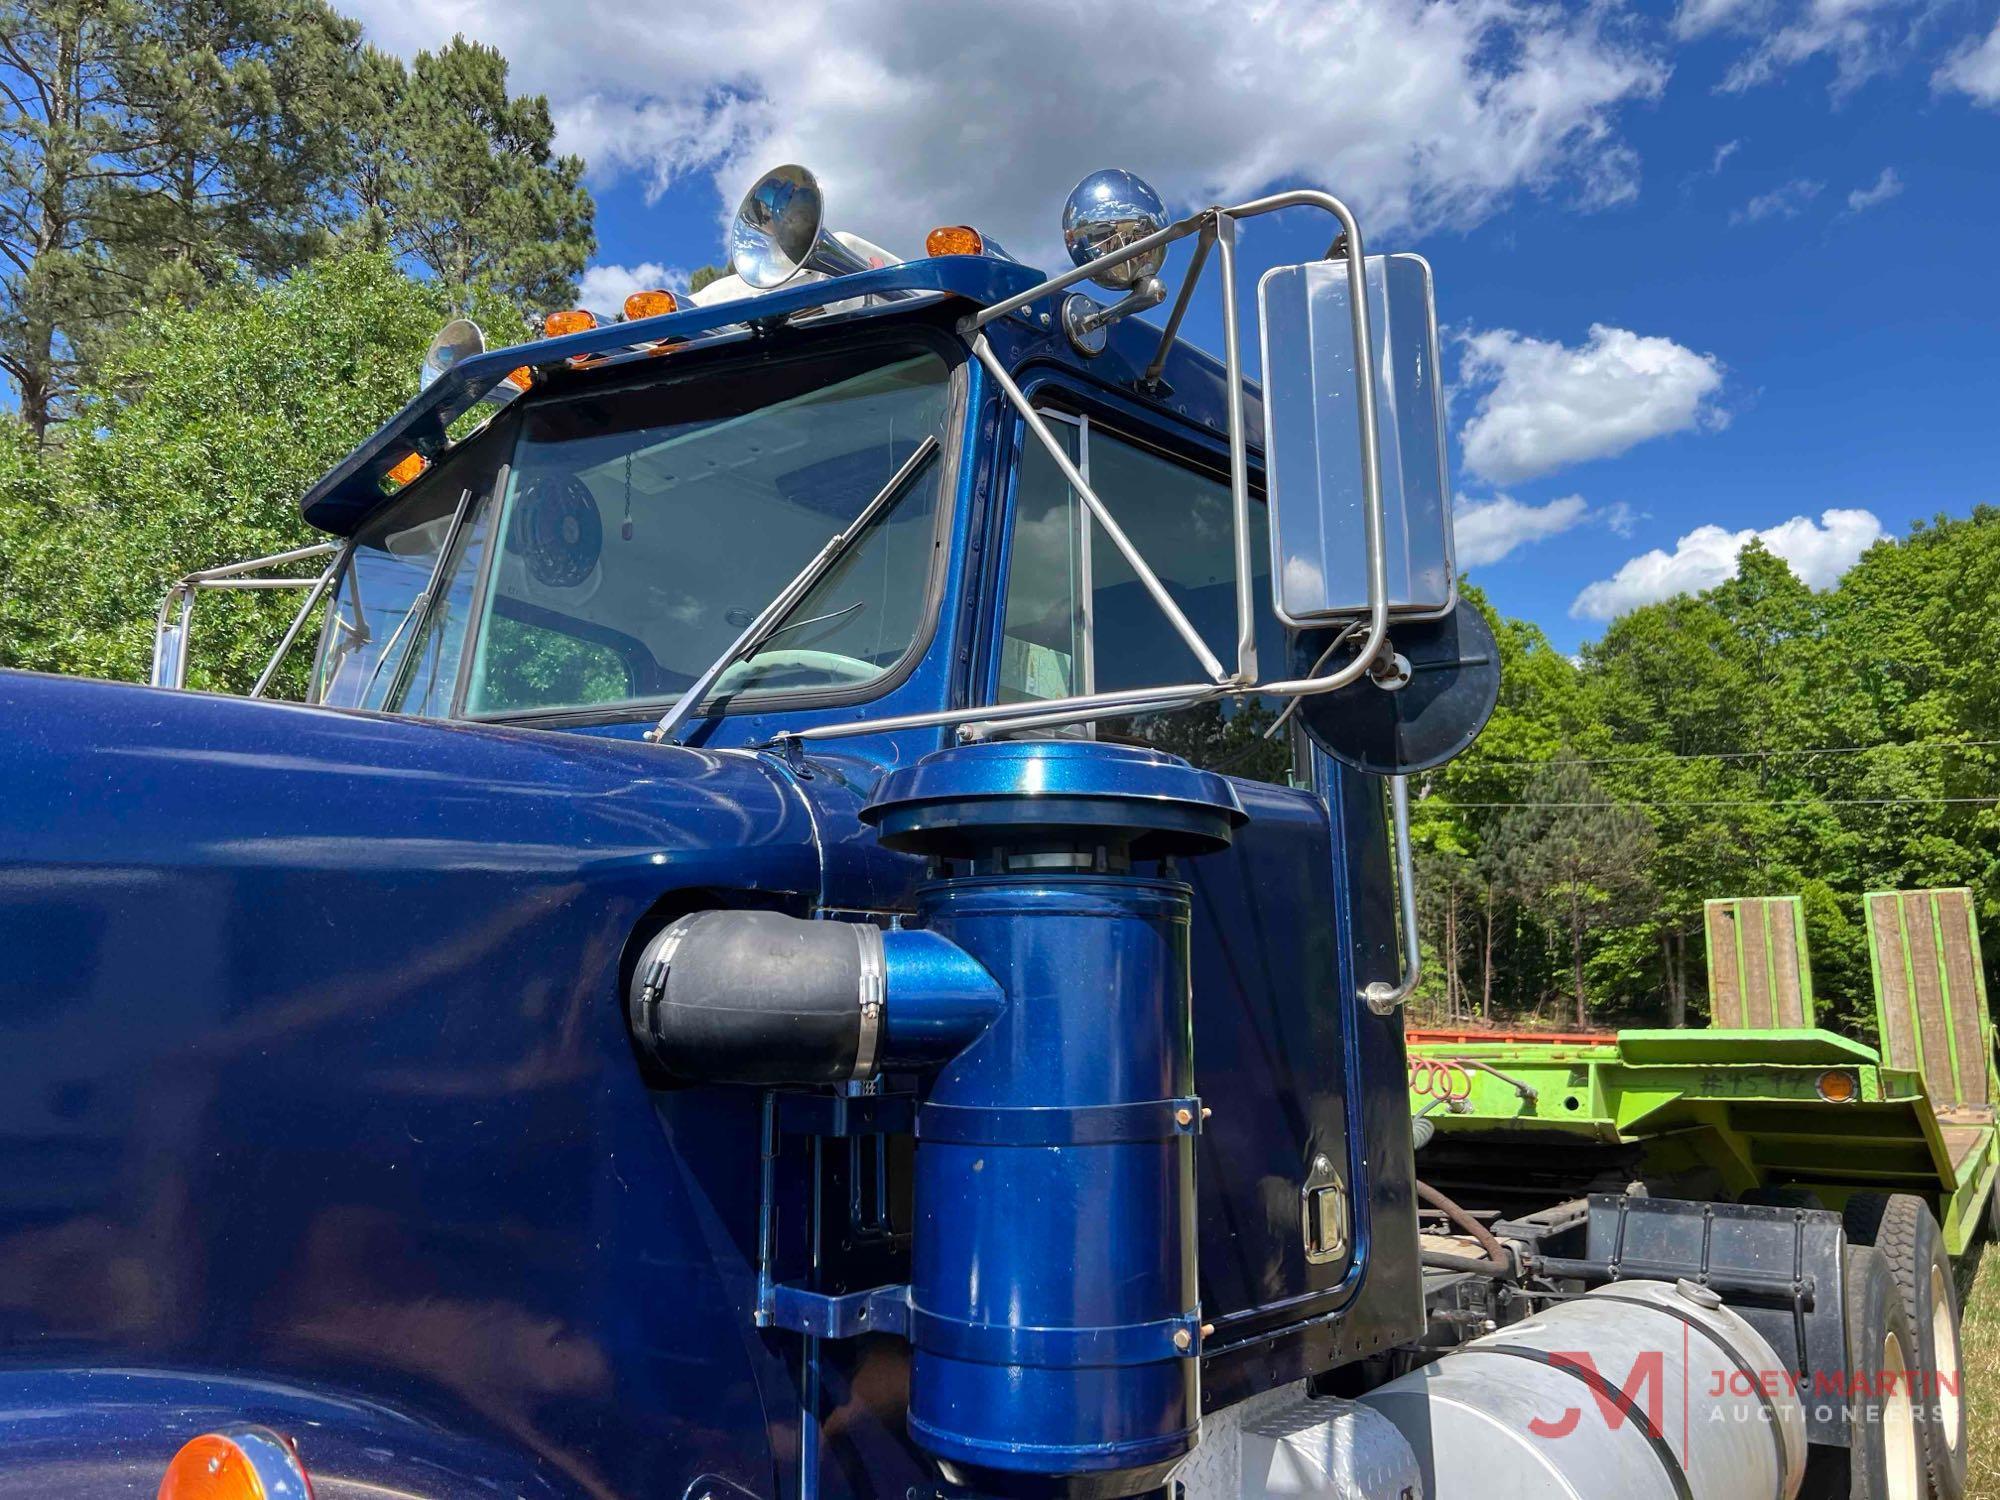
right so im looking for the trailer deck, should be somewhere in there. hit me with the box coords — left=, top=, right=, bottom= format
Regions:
left=1409, top=887, right=1999, bottom=1254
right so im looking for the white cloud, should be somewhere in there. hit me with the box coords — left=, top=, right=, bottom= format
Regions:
left=1570, top=507, right=1884, bottom=619
left=1676, top=0, right=1759, bottom=38
left=1730, top=176, right=1825, bottom=224
left=1711, top=138, right=1744, bottom=172
left=1452, top=494, right=1590, bottom=567
left=576, top=261, right=691, bottom=314
left=1599, top=500, right=1643, bottom=537
left=1936, top=18, right=2000, bottom=105
left=1457, top=325, right=1727, bottom=485
left=1844, top=166, right=1904, bottom=213
left=1689, top=0, right=1926, bottom=96
left=339, top=0, right=1666, bottom=264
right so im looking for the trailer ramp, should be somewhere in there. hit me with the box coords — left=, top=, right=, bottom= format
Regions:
left=1705, top=895, right=1814, bottom=1028
left=1867, top=887, right=1996, bottom=1187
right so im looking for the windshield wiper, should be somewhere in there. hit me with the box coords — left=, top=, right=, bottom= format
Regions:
left=358, top=486, right=477, bottom=712
left=758, top=599, right=865, bottom=646
left=645, top=434, right=940, bottom=745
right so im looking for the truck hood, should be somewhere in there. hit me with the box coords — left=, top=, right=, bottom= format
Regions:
left=0, top=668, right=839, bottom=1494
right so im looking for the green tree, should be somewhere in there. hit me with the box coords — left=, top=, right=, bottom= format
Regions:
left=1497, top=759, right=1656, bottom=1026
left=0, top=250, right=528, bottom=692
left=1, top=0, right=146, bottom=437
left=368, top=36, right=593, bottom=309
left=0, top=0, right=370, bottom=437
left=109, top=0, right=369, bottom=303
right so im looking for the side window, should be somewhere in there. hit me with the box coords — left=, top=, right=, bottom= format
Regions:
left=998, top=421, right=1085, bottom=703
left=998, top=413, right=1293, bottom=783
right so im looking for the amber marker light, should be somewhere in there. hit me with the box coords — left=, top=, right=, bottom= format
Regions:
left=385, top=451, right=428, bottom=487
left=624, top=289, right=679, bottom=320
left=502, top=366, right=534, bottom=393
left=159, top=1428, right=314, bottom=1499
left=926, top=225, right=985, bottom=257
left=1816, top=1069, right=1859, bottom=1103
left=544, top=308, right=598, bottom=337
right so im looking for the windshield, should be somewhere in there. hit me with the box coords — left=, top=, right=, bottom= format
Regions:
left=313, top=341, right=954, bottom=720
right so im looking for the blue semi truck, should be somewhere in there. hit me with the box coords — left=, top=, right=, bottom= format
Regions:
left=0, top=167, right=1963, bottom=1500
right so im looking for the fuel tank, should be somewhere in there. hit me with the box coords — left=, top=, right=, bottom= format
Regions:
left=1359, top=1279, right=1808, bottom=1500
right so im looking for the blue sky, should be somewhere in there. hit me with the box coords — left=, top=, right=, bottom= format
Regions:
left=347, top=0, right=2000, bottom=653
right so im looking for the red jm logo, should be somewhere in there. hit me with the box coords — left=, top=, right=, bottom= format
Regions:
left=1527, top=1351, right=1668, bottom=1441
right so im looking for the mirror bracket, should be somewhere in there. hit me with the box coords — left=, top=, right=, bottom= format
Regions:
left=1061, top=276, right=1167, bottom=357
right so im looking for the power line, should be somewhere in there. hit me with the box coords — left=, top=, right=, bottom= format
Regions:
left=1466, top=738, right=2000, bottom=770
left=1426, top=796, right=2000, bottom=810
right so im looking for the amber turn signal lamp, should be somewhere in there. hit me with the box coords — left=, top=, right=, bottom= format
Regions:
left=502, top=366, right=534, bottom=392
left=1816, top=1069, right=1858, bottom=1103
left=623, top=289, right=679, bottom=320
left=385, top=451, right=428, bottom=487
left=544, top=308, right=598, bottom=337
left=925, top=225, right=985, bottom=257
left=159, top=1428, right=313, bottom=1499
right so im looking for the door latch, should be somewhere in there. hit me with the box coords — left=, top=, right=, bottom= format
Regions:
left=1302, top=1153, right=1350, bottom=1264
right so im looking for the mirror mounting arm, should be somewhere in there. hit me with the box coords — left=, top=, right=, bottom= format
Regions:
left=1062, top=276, right=1167, bottom=356
left=1140, top=219, right=1218, bottom=392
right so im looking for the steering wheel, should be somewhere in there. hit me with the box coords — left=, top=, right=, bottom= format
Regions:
left=714, top=649, right=880, bottom=691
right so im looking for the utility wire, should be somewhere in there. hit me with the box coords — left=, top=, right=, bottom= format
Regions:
left=1426, top=796, right=2000, bottom=810
left=1466, top=738, right=2000, bottom=769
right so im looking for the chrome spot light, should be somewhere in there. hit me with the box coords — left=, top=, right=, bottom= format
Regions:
left=1062, top=169, right=1170, bottom=290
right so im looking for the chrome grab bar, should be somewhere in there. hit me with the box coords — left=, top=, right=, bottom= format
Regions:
left=787, top=184, right=1389, bottom=746
left=1361, top=776, right=1420, bottom=1015
left=150, top=542, right=342, bottom=694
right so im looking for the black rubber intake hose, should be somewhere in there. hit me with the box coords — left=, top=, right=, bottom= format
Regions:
left=627, top=910, right=1003, bottom=1086
left=629, top=910, right=881, bottom=1085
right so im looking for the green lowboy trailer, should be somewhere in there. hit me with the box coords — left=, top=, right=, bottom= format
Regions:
left=1408, top=887, right=1998, bottom=1254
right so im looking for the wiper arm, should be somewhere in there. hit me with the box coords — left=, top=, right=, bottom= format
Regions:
left=645, top=434, right=940, bottom=745
left=759, top=599, right=865, bottom=645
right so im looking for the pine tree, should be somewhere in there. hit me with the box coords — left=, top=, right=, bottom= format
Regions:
left=0, top=0, right=370, bottom=436
left=367, top=36, right=594, bottom=311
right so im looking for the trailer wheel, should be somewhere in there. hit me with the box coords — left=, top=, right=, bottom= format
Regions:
left=1843, top=1194, right=1967, bottom=1500
left=1843, top=1243, right=1927, bottom=1500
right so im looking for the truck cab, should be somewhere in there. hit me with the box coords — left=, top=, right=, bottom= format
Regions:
left=1, top=168, right=1477, bottom=1498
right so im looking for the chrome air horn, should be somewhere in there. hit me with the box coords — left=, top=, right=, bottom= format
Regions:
left=730, top=164, right=876, bottom=289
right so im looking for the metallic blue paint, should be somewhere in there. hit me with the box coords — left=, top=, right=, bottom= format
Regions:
left=850, top=743, right=1239, bottom=1492
left=864, top=740, right=1246, bottom=860
left=906, top=877, right=1204, bottom=1493
left=0, top=259, right=1423, bottom=1495
left=0, top=670, right=838, bottom=1497
left=878, top=930, right=1004, bottom=1069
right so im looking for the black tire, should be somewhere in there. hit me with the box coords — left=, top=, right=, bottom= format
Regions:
left=1842, top=1194, right=1967, bottom=1500
left=1843, top=1243, right=1927, bottom=1500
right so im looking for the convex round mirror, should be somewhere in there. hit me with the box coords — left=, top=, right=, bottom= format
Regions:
left=1062, top=169, right=1169, bottom=289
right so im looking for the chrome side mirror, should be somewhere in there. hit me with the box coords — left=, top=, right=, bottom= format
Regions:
left=1259, top=253, right=1454, bottom=624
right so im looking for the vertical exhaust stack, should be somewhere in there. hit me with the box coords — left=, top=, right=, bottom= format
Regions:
left=861, top=741, right=1245, bottom=1498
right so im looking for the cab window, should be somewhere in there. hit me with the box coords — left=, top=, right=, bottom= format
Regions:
left=998, top=412, right=1293, bottom=784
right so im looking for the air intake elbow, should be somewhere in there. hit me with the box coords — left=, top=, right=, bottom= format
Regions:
left=626, top=910, right=1002, bottom=1086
